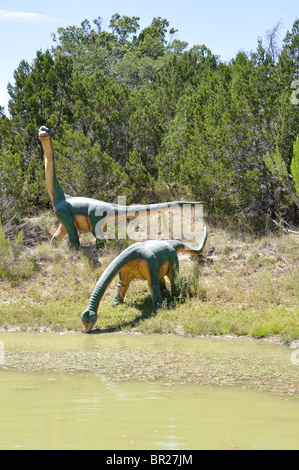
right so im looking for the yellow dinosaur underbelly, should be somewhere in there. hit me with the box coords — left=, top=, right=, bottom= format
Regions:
left=122, top=259, right=170, bottom=282
left=74, top=215, right=93, bottom=233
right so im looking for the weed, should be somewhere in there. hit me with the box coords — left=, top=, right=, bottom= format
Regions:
left=0, top=214, right=298, bottom=342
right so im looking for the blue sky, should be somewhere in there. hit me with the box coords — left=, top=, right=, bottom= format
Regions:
left=0, top=0, right=298, bottom=113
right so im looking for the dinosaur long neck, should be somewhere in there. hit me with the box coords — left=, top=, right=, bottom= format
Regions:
left=41, top=138, right=65, bottom=207
left=87, top=246, right=136, bottom=313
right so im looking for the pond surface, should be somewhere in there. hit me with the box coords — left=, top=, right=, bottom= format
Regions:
left=0, top=332, right=298, bottom=450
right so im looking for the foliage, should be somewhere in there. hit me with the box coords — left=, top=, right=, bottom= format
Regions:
left=0, top=220, right=37, bottom=282
left=0, top=14, right=299, bottom=232
left=291, top=136, right=299, bottom=195
left=264, top=135, right=299, bottom=210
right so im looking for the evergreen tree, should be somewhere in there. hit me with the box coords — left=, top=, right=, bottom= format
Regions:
left=0, top=14, right=298, bottom=231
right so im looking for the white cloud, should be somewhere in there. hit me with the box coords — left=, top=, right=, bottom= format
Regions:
left=0, top=9, right=60, bottom=23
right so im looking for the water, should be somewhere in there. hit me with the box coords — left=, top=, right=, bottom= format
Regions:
left=0, top=332, right=298, bottom=450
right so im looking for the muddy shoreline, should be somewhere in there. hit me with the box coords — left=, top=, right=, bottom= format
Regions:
left=0, top=330, right=298, bottom=399
left=0, top=325, right=295, bottom=344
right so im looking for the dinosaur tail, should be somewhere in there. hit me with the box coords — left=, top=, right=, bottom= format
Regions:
left=172, top=226, right=208, bottom=255
left=115, top=201, right=203, bottom=219
left=81, top=244, right=138, bottom=328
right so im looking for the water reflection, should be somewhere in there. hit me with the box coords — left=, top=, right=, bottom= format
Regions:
left=0, top=332, right=298, bottom=450
left=156, top=417, right=185, bottom=450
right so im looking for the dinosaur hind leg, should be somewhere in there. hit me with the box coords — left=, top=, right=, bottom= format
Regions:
left=51, top=223, right=67, bottom=244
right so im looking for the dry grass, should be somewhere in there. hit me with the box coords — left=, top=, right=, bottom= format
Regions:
left=0, top=213, right=298, bottom=343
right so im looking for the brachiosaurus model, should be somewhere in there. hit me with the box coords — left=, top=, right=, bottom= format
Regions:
left=81, top=226, right=207, bottom=332
left=39, top=126, right=203, bottom=250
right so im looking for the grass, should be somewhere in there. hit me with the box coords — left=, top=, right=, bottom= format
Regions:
left=0, top=213, right=298, bottom=343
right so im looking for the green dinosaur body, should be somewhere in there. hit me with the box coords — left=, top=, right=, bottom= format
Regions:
left=39, top=126, right=203, bottom=250
left=81, top=227, right=207, bottom=332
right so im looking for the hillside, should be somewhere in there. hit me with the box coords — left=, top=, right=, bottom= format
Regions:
left=0, top=212, right=298, bottom=343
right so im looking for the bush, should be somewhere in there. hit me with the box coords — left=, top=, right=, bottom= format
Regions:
left=0, top=220, right=38, bottom=283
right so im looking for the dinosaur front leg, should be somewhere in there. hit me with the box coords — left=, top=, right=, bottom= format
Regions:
left=64, top=224, right=80, bottom=250
left=159, top=278, right=167, bottom=293
left=167, top=253, right=180, bottom=297
left=148, top=265, right=164, bottom=311
left=139, top=258, right=164, bottom=311
left=112, top=271, right=131, bottom=306
left=168, top=266, right=176, bottom=297
left=148, top=280, right=164, bottom=311
left=55, top=208, right=80, bottom=250
left=167, top=262, right=180, bottom=297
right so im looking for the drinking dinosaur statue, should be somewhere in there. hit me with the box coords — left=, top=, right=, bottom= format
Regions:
left=81, top=226, right=207, bottom=332
left=38, top=126, right=203, bottom=250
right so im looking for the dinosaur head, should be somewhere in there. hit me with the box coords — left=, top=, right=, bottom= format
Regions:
left=81, top=309, right=98, bottom=333
left=38, top=126, right=51, bottom=141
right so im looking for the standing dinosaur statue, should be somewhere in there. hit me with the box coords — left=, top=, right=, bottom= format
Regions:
left=81, top=226, right=207, bottom=332
left=38, top=126, right=203, bottom=250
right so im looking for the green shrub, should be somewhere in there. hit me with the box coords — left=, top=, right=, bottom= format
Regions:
left=0, top=220, right=37, bottom=283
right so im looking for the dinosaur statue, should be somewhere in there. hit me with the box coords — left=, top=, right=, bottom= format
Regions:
left=38, top=126, right=203, bottom=250
left=81, top=226, right=207, bottom=332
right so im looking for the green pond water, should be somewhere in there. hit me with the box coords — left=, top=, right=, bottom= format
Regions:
left=0, top=332, right=298, bottom=450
